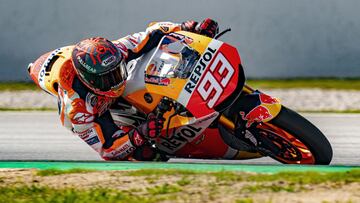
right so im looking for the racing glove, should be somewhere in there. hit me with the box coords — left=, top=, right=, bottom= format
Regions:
left=195, top=18, right=219, bottom=38
left=128, top=113, right=164, bottom=147
left=181, top=18, right=219, bottom=38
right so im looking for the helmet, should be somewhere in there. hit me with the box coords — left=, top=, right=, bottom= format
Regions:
left=71, top=37, right=127, bottom=97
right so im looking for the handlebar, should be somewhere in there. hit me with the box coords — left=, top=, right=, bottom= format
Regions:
left=155, top=97, right=172, bottom=120
left=154, top=97, right=174, bottom=138
left=215, top=28, right=232, bottom=40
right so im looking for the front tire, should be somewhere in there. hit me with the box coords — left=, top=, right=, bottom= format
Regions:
left=264, top=106, right=333, bottom=165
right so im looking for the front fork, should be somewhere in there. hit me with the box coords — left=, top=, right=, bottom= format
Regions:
left=219, top=84, right=282, bottom=131
left=218, top=85, right=254, bottom=130
left=218, top=84, right=283, bottom=159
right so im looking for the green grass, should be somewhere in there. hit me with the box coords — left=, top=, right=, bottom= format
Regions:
left=176, top=177, right=192, bottom=186
left=241, top=184, right=297, bottom=193
left=0, top=82, right=38, bottom=91
left=126, top=169, right=360, bottom=184
left=147, top=183, right=182, bottom=195
left=126, top=168, right=200, bottom=176
left=36, top=168, right=96, bottom=176
left=246, top=170, right=360, bottom=184
left=236, top=198, right=254, bottom=203
left=0, top=107, right=57, bottom=111
left=246, top=78, right=360, bottom=90
left=0, top=186, right=157, bottom=203
left=1, top=169, right=359, bottom=202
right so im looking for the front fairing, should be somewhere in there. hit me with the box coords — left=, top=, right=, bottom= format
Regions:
left=143, top=31, right=244, bottom=118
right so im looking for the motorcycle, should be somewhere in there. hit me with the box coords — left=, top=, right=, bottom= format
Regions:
left=110, top=30, right=333, bottom=164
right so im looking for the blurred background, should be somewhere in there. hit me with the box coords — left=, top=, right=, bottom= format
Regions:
left=0, top=0, right=360, bottom=81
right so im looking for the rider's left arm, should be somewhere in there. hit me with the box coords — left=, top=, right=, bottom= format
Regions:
left=112, top=21, right=183, bottom=62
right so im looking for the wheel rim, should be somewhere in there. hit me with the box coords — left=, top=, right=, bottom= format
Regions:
left=256, top=123, right=316, bottom=164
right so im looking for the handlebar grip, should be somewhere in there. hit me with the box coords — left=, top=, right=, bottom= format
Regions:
left=156, top=97, right=172, bottom=118
left=156, top=111, right=165, bottom=120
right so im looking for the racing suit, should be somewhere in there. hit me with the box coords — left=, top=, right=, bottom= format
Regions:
left=29, top=21, right=217, bottom=161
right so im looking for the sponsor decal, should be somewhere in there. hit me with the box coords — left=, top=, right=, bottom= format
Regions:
left=156, top=113, right=218, bottom=153
left=145, top=75, right=170, bottom=86
left=160, top=125, right=203, bottom=151
left=128, top=36, right=139, bottom=46
left=259, top=93, right=279, bottom=104
left=39, top=69, right=45, bottom=83
left=184, top=46, right=217, bottom=94
left=38, top=48, right=61, bottom=93
left=77, top=128, right=101, bottom=146
left=196, top=53, right=235, bottom=108
left=168, top=33, right=193, bottom=44
left=78, top=128, right=97, bottom=140
left=144, top=93, right=153, bottom=103
left=238, top=93, right=279, bottom=128
left=77, top=56, right=97, bottom=73
left=86, top=136, right=100, bottom=145
left=177, top=40, right=239, bottom=118
left=114, top=41, right=128, bottom=58
left=240, top=106, right=273, bottom=128
left=108, top=142, right=136, bottom=159
left=101, top=56, right=116, bottom=67
left=133, top=132, right=145, bottom=147
left=146, top=62, right=164, bottom=75
left=43, top=48, right=61, bottom=71
left=160, top=26, right=170, bottom=32
left=114, top=41, right=127, bottom=52
left=72, top=112, right=94, bottom=124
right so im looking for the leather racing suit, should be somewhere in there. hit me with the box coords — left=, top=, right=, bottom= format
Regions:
left=28, top=21, right=210, bottom=161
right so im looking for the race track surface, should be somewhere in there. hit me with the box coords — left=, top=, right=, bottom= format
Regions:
left=0, top=112, right=359, bottom=166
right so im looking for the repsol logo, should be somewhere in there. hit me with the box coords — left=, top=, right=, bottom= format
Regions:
left=39, top=69, right=45, bottom=82
left=160, top=125, right=202, bottom=151
left=184, top=46, right=217, bottom=94
left=38, top=48, right=61, bottom=82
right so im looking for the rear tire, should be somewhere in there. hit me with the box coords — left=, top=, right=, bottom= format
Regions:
left=268, top=106, right=333, bottom=165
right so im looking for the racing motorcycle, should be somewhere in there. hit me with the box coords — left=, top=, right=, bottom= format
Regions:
left=110, top=30, right=333, bottom=165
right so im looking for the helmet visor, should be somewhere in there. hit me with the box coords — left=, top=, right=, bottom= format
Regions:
left=85, top=60, right=128, bottom=92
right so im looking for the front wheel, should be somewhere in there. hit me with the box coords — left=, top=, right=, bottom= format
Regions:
left=255, top=106, right=333, bottom=165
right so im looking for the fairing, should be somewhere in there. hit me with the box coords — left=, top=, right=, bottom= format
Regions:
left=142, top=31, right=245, bottom=118
left=122, top=31, right=247, bottom=159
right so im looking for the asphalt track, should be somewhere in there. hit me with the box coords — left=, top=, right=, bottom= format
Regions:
left=0, top=112, right=359, bottom=167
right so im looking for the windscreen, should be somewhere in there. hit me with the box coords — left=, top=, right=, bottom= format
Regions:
left=145, top=34, right=200, bottom=85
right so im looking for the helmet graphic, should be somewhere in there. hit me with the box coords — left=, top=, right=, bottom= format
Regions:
left=71, top=37, right=127, bottom=97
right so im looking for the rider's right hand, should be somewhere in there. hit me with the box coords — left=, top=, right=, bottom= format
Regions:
left=140, top=113, right=165, bottom=139
left=129, top=113, right=164, bottom=147
left=195, top=18, right=219, bottom=38
left=181, top=18, right=219, bottom=38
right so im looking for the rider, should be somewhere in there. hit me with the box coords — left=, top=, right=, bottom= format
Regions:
left=28, top=19, right=219, bottom=161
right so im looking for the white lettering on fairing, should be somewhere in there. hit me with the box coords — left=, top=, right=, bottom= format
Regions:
left=104, top=141, right=136, bottom=159
left=156, top=112, right=219, bottom=153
